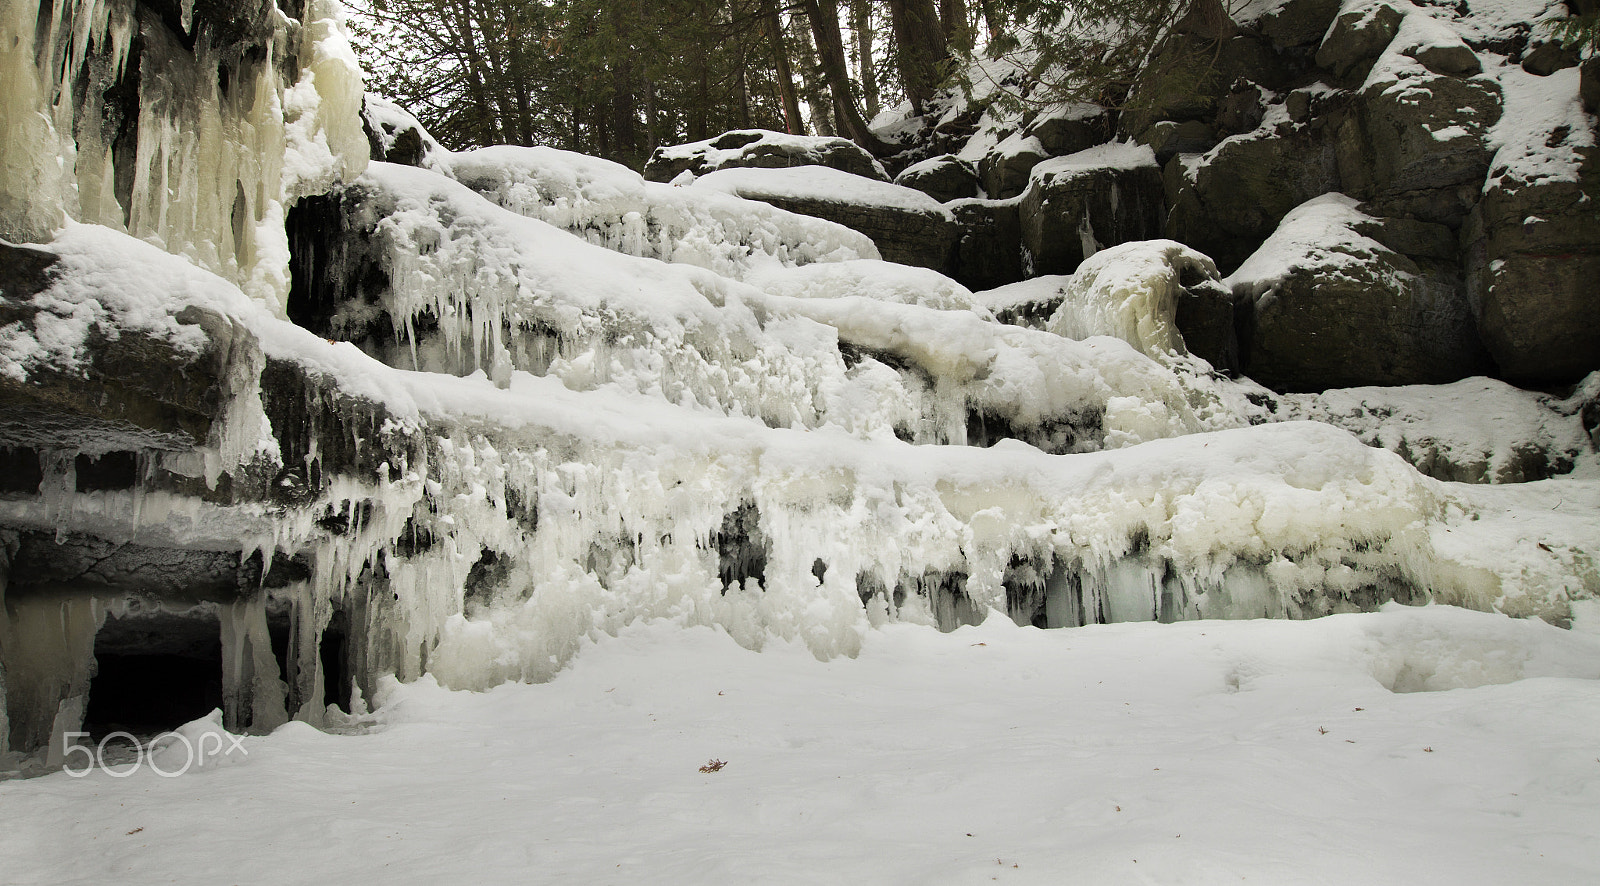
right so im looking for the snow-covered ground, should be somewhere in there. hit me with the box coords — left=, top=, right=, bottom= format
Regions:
left=3, top=605, right=1598, bottom=885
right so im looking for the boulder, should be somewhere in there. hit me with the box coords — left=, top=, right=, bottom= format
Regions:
left=1250, top=0, right=1342, bottom=49
left=1019, top=143, right=1165, bottom=277
left=1364, top=74, right=1500, bottom=192
left=643, top=130, right=889, bottom=183
left=895, top=155, right=979, bottom=203
left=1175, top=273, right=1245, bottom=375
left=1135, top=119, right=1218, bottom=165
left=1336, top=70, right=1502, bottom=227
left=1520, top=40, right=1581, bottom=77
left=1216, top=83, right=1267, bottom=135
left=362, top=95, right=442, bottom=168
left=949, top=198, right=1024, bottom=291
left=1316, top=1, right=1405, bottom=81
left=691, top=167, right=958, bottom=272
left=1024, top=103, right=1111, bottom=156
left=1227, top=195, right=1492, bottom=391
left=1409, top=43, right=1481, bottom=77
left=979, top=133, right=1049, bottom=199
left=1464, top=163, right=1600, bottom=383
left=0, top=243, right=237, bottom=454
left=1123, top=34, right=1287, bottom=135
left=1166, top=121, right=1340, bottom=274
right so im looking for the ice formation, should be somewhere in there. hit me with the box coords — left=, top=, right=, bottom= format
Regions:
left=2, top=0, right=1597, bottom=775
left=0, top=0, right=368, bottom=311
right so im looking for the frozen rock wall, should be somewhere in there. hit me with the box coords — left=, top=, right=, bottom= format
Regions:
left=2, top=0, right=1597, bottom=776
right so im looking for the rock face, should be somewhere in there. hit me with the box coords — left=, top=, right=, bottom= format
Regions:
left=949, top=198, right=1024, bottom=291
left=691, top=167, right=958, bottom=272
left=1464, top=158, right=1600, bottom=383
left=1122, top=0, right=1600, bottom=386
left=1167, top=120, right=1341, bottom=274
left=1020, top=144, right=1165, bottom=277
left=1228, top=195, right=1491, bottom=391
left=643, top=130, right=889, bottom=183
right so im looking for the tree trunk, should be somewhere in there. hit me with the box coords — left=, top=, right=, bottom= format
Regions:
left=977, top=0, right=1002, bottom=40
left=886, top=0, right=948, bottom=116
left=763, top=0, right=806, bottom=133
left=800, top=0, right=891, bottom=153
left=448, top=0, right=504, bottom=145
left=939, top=0, right=970, bottom=54
left=792, top=10, right=837, bottom=135
left=850, top=0, right=878, bottom=121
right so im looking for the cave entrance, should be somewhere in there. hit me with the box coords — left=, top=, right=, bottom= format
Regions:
left=320, top=613, right=352, bottom=714
left=83, top=610, right=225, bottom=740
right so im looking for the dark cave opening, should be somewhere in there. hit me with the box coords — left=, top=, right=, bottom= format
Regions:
left=320, top=615, right=352, bottom=714
left=83, top=642, right=224, bottom=740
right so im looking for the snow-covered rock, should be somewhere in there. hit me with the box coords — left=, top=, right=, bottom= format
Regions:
left=1019, top=143, right=1165, bottom=276
left=1227, top=194, right=1492, bottom=390
left=691, top=166, right=959, bottom=272
left=643, top=129, right=889, bottom=183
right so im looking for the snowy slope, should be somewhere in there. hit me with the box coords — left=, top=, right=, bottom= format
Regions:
left=3, top=609, right=1599, bottom=884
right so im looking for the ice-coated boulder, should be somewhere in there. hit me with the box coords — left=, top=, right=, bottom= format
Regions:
left=1227, top=195, right=1491, bottom=391
left=691, top=166, right=959, bottom=272
left=1044, top=239, right=1243, bottom=374
left=643, top=130, right=889, bottom=183
left=1019, top=143, right=1165, bottom=277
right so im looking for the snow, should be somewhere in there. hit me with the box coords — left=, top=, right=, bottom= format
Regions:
left=4, top=608, right=1600, bottom=883
left=1029, top=141, right=1158, bottom=179
left=1485, top=64, right=1596, bottom=190
left=1287, top=377, right=1593, bottom=484
left=440, top=144, right=879, bottom=277
left=1224, top=193, right=1402, bottom=303
left=649, top=129, right=890, bottom=181
left=692, top=166, right=956, bottom=219
left=742, top=260, right=987, bottom=313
